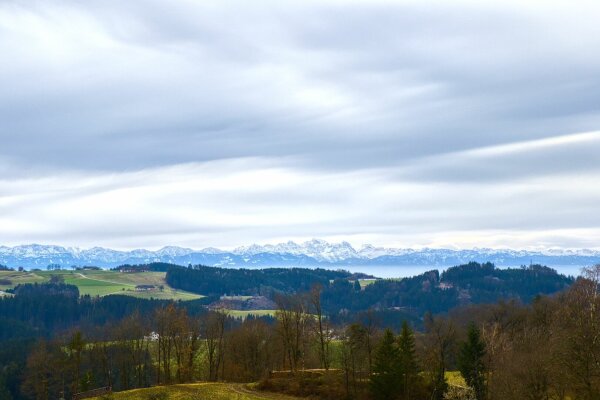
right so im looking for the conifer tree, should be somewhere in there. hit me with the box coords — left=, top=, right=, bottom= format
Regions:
left=458, top=323, right=487, bottom=400
left=370, top=328, right=401, bottom=400
left=0, top=374, right=12, bottom=400
left=398, top=321, right=419, bottom=399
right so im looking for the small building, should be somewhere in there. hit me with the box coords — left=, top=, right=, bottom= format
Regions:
left=438, top=282, right=454, bottom=290
left=135, top=284, right=156, bottom=292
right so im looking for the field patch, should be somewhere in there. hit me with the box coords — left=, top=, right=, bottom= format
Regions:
left=123, top=287, right=202, bottom=301
left=358, top=278, right=377, bottom=289
left=224, top=309, right=277, bottom=319
left=80, top=271, right=168, bottom=286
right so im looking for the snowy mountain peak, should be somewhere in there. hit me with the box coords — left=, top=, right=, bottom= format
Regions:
left=156, top=246, right=194, bottom=257
left=1, top=241, right=600, bottom=269
left=232, top=239, right=359, bottom=262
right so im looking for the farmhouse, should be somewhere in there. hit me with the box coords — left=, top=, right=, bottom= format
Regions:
left=135, top=284, right=156, bottom=292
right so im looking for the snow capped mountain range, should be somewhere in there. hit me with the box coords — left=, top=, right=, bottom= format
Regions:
left=233, top=239, right=363, bottom=262
left=1, top=239, right=599, bottom=269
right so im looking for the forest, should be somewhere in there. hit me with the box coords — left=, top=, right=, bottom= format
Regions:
left=0, top=263, right=596, bottom=400
left=165, top=262, right=573, bottom=323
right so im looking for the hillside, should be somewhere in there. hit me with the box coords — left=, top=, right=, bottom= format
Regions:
left=165, top=262, right=574, bottom=320
left=2, top=261, right=574, bottom=320
left=0, top=270, right=201, bottom=301
left=87, top=383, right=302, bottom=400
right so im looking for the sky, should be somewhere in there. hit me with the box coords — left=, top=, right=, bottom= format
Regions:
left=1, top=0, right=600, bottom=250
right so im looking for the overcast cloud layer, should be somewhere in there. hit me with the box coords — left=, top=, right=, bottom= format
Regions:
left=1, top=0, right=600, bottom=250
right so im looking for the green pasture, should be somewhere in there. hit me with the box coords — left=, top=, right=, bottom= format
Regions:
left=0, top=270, right=202, bottom=301
left=124, top=287, right=202, bottom=301
left=65, top=275, right=130, bottom=296
left=224, top=309, right=278, bottom=319
left=358, top=278, right=377, bottom=289
left=0, top=270, right=46, bottom=291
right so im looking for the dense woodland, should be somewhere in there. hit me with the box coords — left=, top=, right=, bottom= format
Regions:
left=164, top=265, right=363, bottom=297
left=0, top=262, right=597, bottom=400
left=166, top=262, right=573, bottom=322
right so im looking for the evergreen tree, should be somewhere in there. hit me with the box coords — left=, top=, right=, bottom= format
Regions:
left=458, top=323, right=486, bottom=400
left=370, top=328, right=401, bottom=400
left=353, top=280, right=362, bottom=292
left=0, top=374, right=12, bottom=400
left=68, top=331, right=85, bottom=395
left=398, top=321, right=419, bottom=399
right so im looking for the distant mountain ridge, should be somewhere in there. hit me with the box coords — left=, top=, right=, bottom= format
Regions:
left=1, top=240, right=600, bottom=269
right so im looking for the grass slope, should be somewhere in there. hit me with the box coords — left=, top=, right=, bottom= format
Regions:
left=358, top=278, right=377, bottom=289
left=89, top=383, right=301, bottom=400
left=0, top=270, right=202, bottom=301
left=0, top=271, right=45, bottom=291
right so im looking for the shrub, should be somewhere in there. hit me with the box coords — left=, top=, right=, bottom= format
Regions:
left=444, top=385, right=476, bottom=400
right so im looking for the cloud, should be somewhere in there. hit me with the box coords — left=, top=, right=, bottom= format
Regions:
left=1, top=159, right=600, bottom=249
left=397, top=131, right=600, bottom=182
left=1, top=0, right=600, bottom=248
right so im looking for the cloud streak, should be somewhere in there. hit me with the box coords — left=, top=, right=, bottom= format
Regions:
left=1, top=0, right=600, bottom=249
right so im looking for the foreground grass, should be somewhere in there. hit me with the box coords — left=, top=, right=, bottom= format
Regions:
left=88, top=382, right=302, bottom=400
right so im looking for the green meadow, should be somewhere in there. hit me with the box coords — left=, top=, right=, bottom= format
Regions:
left=0, top=270, right=202, bottom=301
left=223, top=309, right=278, bottom=319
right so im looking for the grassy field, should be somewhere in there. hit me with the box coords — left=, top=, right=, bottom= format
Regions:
left=0, top=270, right=202, bottom=301
left=123, top=288, right=202, bottom=301
left=75, top=271, right=168, bottom=286
left=88, top=373, right=467, bottom=399
left=223, top=309, right=277, bottom=319
left=0, top=270, right=46, bottom=291
left=88, top=382, right=301, bottom=400
left=358, top=278, right=377, bottom=289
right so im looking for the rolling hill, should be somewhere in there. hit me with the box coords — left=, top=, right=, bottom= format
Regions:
left=0, top=270, right=202, bottom=301
left=87, top=382, right=301, bottom=400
